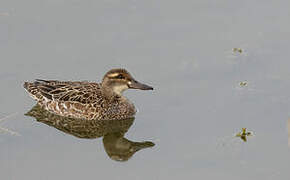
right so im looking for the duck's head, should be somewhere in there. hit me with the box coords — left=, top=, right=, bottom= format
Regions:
left=102, top=68, right=153, bottom=95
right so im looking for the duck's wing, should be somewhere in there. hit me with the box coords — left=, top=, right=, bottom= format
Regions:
left=24, top=79, right=102, bottom=104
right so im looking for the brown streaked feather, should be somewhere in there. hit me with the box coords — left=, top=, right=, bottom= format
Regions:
left=25, top=79, right=103, bottom=104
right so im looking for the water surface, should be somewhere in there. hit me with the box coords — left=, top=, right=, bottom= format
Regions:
left=1, top=0, right=290, bottom=179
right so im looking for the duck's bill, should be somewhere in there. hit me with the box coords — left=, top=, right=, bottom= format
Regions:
left=128, top=81, right=153, bottom=90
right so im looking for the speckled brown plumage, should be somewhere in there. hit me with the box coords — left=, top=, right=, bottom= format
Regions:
left=23, top=69, right=153, bottom=120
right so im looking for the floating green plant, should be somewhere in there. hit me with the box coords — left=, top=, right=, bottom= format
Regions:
left=239, top=81, right=248, bottom=87
left=235, top=128, right=253, bottom=142
left=233, top=48, right=243, bottom=53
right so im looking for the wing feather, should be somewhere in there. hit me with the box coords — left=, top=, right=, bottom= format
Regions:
left=32, top=79, right=102, bottom=104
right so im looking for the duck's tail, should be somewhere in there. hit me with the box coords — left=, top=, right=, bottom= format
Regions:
left=23, top=81, right=44, bottom=102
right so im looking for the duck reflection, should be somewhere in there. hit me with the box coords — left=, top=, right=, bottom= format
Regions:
left=25, top=105, right=154, bottom=161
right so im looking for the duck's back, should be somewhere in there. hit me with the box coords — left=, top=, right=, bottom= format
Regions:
left=23, top=80, right=136, bottom=120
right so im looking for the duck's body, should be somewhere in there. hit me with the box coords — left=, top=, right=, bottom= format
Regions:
left=24, top=80, right=136, bottom=120
left=23, top=69, right=153, bottom=120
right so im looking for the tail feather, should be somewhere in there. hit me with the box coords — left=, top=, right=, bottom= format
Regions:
left=35, top=79, right=51, bottom=84
left=23, top=82, right=36, bottom=95
left=23, top=81, right=44, bottom=101
left=23, top=82, right=31, bottom=91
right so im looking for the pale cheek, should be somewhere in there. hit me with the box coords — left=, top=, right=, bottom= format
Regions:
left=113, top=85, right=128, bottom=94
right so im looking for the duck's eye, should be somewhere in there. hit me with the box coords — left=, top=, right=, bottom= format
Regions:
left=116, top=74, right=125, bottom=79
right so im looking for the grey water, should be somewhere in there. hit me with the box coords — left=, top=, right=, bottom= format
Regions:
left=1, top=0, right=290, bottom=179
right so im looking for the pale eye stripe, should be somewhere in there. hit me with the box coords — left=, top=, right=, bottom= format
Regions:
left=107, top=73, right=120, bottom=78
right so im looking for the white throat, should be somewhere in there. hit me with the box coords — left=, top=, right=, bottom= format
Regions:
left=113, top=84, right=128, bottom=95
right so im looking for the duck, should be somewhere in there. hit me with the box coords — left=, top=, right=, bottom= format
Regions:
left=23, top=68, right=153, bottom=120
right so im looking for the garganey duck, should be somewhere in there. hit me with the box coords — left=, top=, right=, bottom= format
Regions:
left=23, top=69, right=153, bottom=120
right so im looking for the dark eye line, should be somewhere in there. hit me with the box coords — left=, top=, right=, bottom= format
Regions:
left=116, top=74, right=125, bottom=79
